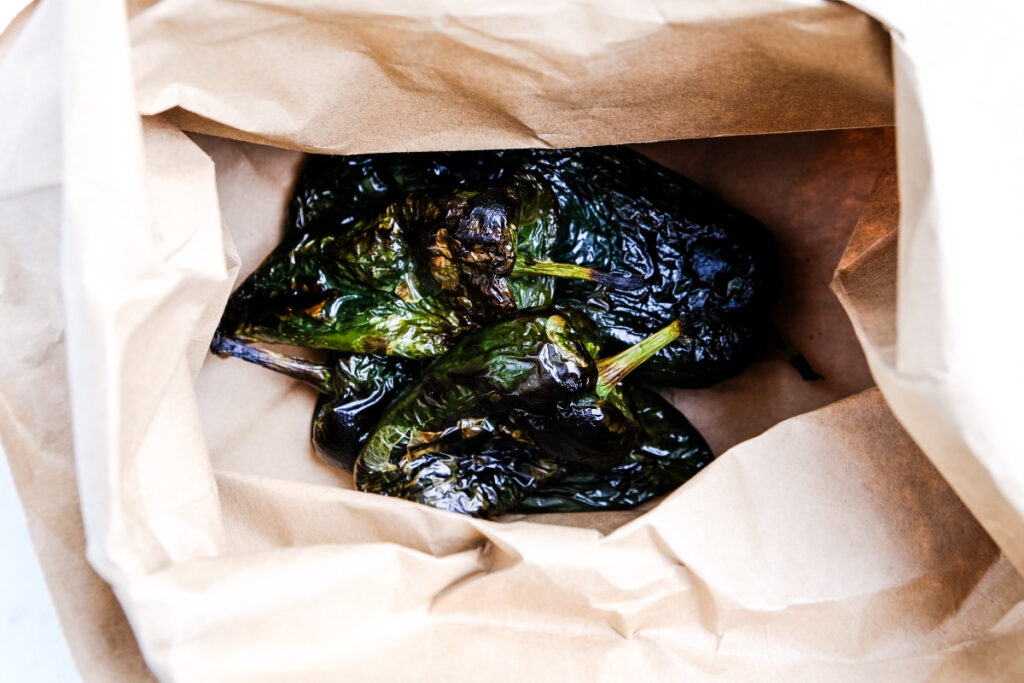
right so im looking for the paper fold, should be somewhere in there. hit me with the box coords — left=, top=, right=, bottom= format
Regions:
left=129, top=0, right=894, bottom=153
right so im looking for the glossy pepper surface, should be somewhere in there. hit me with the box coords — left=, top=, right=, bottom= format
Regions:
left=278, top=147, right=781, bottom=386
left=354, top=309, right=712, bottom=518
left=220, top=170, right=632, bottom=359
left=517, top=385, right=710, bottom=512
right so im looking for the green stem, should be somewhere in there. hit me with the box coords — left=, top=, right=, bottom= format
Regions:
left=512, top=258, right=641, bottom=289
left=595, top=320, right=685, bottom=397
left=210, top=331, right=333, bottom=393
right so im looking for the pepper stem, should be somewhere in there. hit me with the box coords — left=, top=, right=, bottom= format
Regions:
left=210, top=331, right=333, bottom=393
left=595, top=320, right=686, bottom=397
left=512, top=257, right=642, bottom=289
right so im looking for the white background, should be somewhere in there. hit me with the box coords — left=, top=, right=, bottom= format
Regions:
left=0, top=443, right=80, bottom=682
left=2, top=5, right=82, bottom=683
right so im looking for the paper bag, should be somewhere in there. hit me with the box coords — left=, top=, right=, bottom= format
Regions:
left=3, top=0, right=1024, bottom=680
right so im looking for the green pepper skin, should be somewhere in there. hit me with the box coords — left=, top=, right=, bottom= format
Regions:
left=354, top=309, right=597, bottom=517
left=221, top=174, right=562, bottom=359
left=354, top=309, right=712, bottom=518
left=516, top=384, right=711, bottom=513
left=287, top=153, right=503, bottom=234
left=362, top=426, right=559, bottom=517
left=284, top=147, right=780, bottom=386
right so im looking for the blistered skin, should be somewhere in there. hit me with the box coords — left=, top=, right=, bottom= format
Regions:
left=517, top=385, right=712, bottom=513
left=354, top=310, right=597, bottom=517
left=518, top=394, right=636, bottom=469
left=211, top=146, right=763, bottom=514
left=283, top=147, right=780, bottom=386
left=533, top=149, right=780, bottom=386
left=221, top=173, right=564, bottom=359
left=311, top=354, right=421, bottom=470
left=354, top=309, right=712, bottom=518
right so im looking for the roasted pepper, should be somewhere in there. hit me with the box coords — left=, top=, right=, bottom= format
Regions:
left=277, top=147, right=802, bottom=386
left=354, top=309, right=712, bottom=517
left=221, top=171, right=633, bottom=359
left=517, top=384, right=710, bottom=512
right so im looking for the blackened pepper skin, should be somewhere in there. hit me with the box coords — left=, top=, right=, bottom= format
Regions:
left=310, top=354, right=421, bottom=469
left=530, top=148, right=780, bottom=387
left=353, top=310, right=596, bottom=517
left=354, top=309, right=712, bottom=518
left=220, top=170, right=630, bottom=360
left=220, top=185, right=532, bottom=359
left=282, top=147, right=781, bottom=386
left=212, top=309, right=712, bottom=516
left=517, top=385, right=711, bottom=513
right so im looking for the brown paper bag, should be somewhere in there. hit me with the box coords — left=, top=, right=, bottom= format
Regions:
left=3, top=0, right=1024, bottom=680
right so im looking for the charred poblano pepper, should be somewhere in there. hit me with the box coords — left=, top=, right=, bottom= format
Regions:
left=354, top=309, right=712, bottom=518
left=531, top=149, right=780, bottom=386
left=277, top=147, right=801, bottom=386
left=516, top=385, right=709, bottom=512
left=220, top=171, right=634, bottom=360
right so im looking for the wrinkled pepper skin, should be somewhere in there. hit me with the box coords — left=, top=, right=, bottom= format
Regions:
left=282, top=147, right=780, bottom=386
left=354, top=309, right=712, bottom=518
left=534, top=149, right=780, bottom=387
left=220, top=173, right=568, bottom=359
left=517, top=385, right=711, bottom=512
left=353, top=310, right=596, bottom=517
left=311, top=354, right=421, bottom=470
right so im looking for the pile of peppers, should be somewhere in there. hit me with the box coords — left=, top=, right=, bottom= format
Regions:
left=212, top=146, right=815, bottom=518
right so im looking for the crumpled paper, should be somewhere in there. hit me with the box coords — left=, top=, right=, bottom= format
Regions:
left=2, top=0, right=1024, bottom=680
left=128, top=0, right=893, bottom=152
left=833, top=0, right=1024, bottom=579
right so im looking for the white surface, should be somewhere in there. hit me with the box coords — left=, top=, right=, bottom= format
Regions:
left=1, top=1, right=81, bottom=680
left=0, top=445, right=81, bottom=683
left=0, top=0, right=27, bottom=35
